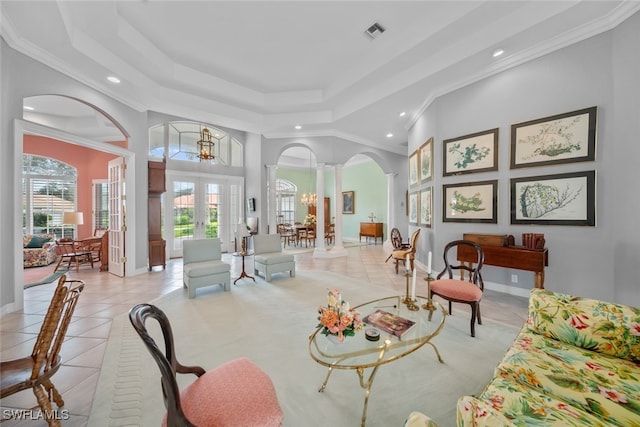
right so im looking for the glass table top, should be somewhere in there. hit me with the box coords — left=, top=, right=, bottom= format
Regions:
left=308, top=295, right=446, bottom=369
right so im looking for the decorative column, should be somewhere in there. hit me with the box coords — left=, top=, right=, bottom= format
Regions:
left=383, top=173, right=397, bottom=253
left=266, top=164, right=277, bottom=234
left=315, top=164, right=347, bottom=258
left=313, top=162, right=326, bottom=253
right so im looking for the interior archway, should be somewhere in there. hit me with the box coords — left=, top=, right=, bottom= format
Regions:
left=14, top=95, right=135, bottom=311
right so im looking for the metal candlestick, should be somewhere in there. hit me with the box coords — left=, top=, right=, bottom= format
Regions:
left=422, top=273, right=436, bottom=311
left=403, top=269, right=419, bottom=311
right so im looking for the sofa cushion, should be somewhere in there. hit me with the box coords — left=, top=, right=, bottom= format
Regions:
left=527, top=289, right=640, bottom=363
left=495, top=329, right=640, bottom=426
left=253, top=234, right=283, bottom=254
left=183, top=238, right=222, bottom=264
left=184, top=260, right=230, bottom=278
left=476, top=376, right=610, bottom=426
left=25, top=235, right=52, bottom=248
left=255, top=253, right=293, bottom=265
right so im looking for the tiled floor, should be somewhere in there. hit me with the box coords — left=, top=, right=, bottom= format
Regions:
left=1, top=243, right=528, bottom=426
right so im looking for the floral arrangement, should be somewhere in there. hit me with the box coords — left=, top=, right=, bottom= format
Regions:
left=317, top=289, right=364, bottom=342
left=304, top=214, right=316, bottom=225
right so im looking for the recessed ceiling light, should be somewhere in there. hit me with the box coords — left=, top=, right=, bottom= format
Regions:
left=399, top=112, right=406, bottom=117
left=23, top=106, right=34, bottom=111
left=107, top=76, right=121, bottom=84
left=493, top=49, right=504, bottom=58
left=295, top=125, right=302, bottom=130
left=386, top=133, right=393, bottom=138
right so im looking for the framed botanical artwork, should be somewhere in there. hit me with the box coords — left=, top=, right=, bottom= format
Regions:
left=409, top=192, right=419, bottom=225
left=342, top=191, right=355, bottom=214
left=443, top=128, right=498, bottom=176
left=511, top=170, right=596, bottom=226
left=409, top=150, right=419, bottom=187
left=419, top=138, right=433, bottom=183
left=510, top=106, right=597, bottom=169
left=420, top=187, right=432, bottom=228
left=442, top=180, right=498, bottom=223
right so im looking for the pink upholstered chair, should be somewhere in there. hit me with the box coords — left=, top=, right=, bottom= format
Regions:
left=129, top=304, right=283, bottom=427
left=429, top=240, right=484, bottom=337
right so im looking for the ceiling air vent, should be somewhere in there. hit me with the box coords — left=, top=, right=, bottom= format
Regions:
left=364, top=22, right=386, bottom=40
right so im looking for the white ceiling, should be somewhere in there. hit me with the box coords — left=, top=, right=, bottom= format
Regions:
left=3, top=1, right=638, bottom=155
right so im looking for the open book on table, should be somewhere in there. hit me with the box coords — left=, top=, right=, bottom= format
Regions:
left=363, top=309, right=415, bottom=338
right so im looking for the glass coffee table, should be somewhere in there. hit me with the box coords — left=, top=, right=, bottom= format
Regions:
left=308, top=295, right=446, bottom=426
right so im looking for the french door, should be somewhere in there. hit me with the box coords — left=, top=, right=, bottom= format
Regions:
left=108, top=157, right=126, bottom=277
left=166, top=173, right=243, bottom=258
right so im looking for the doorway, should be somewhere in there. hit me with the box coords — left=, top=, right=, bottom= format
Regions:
left=165, top=173, right=244, bottom=257
left=13, top=119, right=136, bottom=311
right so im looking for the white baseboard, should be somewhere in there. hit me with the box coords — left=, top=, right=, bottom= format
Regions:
left=483, top=281, right=531, bottom=298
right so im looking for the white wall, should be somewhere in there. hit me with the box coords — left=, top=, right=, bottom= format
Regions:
left=407, top=11, right=640, bottom=306
left=1, top=40, right=148, bottom=310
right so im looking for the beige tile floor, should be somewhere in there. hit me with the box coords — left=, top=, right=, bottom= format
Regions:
left=1, top=243, right=527, bottom=426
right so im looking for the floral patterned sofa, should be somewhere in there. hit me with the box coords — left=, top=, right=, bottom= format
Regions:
left=23, top=233, right=58, bottom=268
left=457, top=288, right=640, bottom=426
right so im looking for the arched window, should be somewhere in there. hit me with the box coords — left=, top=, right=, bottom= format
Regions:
left=22, top=155, right=77, bottom=239
left=149, top=121, right=243, bottom=167
left=276, top=179, right=296, bottom=224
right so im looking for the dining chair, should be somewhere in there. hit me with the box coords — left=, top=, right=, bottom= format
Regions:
left=129, top=303, right=284, bottom=426
left=0, top=275, right=85, bottom=427
left=325, top=223, right=335, bottom=245
left=303, top=224, right=316, bottom=247
left=429, top=240, right=485, bottom=337
left=54, top=238, right=93, bottom=272
left=385, top=227, right=411, bottom=262
left=390, top=228, right=420, bottom=274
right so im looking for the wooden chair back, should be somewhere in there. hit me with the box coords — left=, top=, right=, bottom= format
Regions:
left=0, top=275, right=84, bottom=422
left=437, top=239, right=485, bottom=289
left=129, top=303, right=203, bottom=426
left=32, top=276, right=85, bottom=377
left=408, top=229, right=420, bottom=251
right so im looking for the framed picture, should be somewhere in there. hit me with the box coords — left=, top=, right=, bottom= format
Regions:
left=247, top=197, right=256, bottom=212
left=420, top=187, right=432, bottom=228
left=442, top=180, right=498, bottom=223
left=510, top=106, right=597, bottom=169
left=342, top=191, right=355, bottom=214
left=443, top=128, right=498, bottom=176
left=511, top=170, right=595, bottom=226
left=409, top=150, right=419, bottom=187
left=409, top=192, right=419, bottom=225
left=419, top=138, right=433, bottom=183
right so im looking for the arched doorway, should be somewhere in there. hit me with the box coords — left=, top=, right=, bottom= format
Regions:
left=13, top=95, right=135, bottom=311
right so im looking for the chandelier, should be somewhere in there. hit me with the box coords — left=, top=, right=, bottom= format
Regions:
left=301, top=149, right=317, bottom=207
left=301, top=192, right=317, bottom=206
left=197, top=127, right=215, bottom=162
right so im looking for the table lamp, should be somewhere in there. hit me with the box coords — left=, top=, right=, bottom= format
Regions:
left=63, top=211, right=84, bottom=239
left=236, top=222, right=251, bottom=255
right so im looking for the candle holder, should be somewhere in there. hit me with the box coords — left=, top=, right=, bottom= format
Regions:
left=403, top=270, right=420, bottom=311
left=422, top=274, right=436, bottom=311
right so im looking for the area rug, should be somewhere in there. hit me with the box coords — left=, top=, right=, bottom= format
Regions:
left=88, top=271, right=519, bottom=427
left=23, top=265, right=65, bottom=288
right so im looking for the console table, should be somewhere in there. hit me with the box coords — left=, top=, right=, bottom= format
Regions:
left=457, top=244, right=549, bottom=289
left=359, top=222, right=383, bottom=244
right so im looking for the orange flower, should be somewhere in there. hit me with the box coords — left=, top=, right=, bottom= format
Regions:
left=320, top=308, right=339, bottom=329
